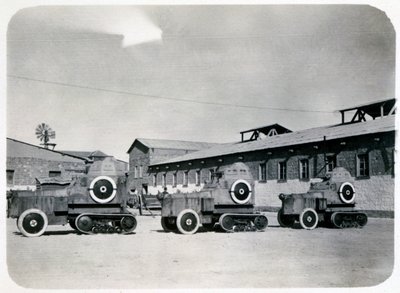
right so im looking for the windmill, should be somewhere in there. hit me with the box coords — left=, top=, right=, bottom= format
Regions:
left=35, top=123, right=56, bottom=149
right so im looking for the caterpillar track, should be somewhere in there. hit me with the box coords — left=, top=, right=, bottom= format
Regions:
left=73, top=213, right=137, bottom=235
left=219, top=213, right=268, bottom=232
left=330, top=212, right=368, bottom=228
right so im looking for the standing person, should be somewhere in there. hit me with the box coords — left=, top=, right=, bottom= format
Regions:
left=129, top=188, right=141, bottom=215
left=157, top=187, right=169, bottom=204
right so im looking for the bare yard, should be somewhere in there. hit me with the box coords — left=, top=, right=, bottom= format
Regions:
left=5, top=211, right=394, bottom=289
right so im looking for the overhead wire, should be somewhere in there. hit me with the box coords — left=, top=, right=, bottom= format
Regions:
left=8, top=74, right=335, bottom=114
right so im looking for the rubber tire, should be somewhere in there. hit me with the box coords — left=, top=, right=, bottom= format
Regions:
left=277, top=209, right=295, bottom=228
left=299, top=208, right=319, bottom=230
left=161, top=217, right=177, bottom=232
left=17, top=209, right=48, bottom=237
left=176, top=209, right=200, bottom=235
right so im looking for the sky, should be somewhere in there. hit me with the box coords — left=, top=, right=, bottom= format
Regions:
left=5, top=5, right=396, bottom=161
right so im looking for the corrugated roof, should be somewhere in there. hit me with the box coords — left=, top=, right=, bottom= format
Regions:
left=151, top=116, right=395, bottom=166
left=127, top=138, right=221, bottom=153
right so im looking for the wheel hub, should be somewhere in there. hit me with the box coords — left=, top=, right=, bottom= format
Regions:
left=185, top=219, right=193, bottom=226
left=29, top=219, right=38, bottom=227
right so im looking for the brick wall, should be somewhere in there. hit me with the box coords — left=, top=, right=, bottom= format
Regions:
left=128, top=143, right=207, bottom=192
left=147, top=132, right=395, bottom=211
left=6, top=157, right=86, bottom=189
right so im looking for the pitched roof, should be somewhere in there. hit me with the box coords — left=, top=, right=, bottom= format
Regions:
left=240, top=123, right=292, bottom=134
left=127, top=138, right=221, bottom=153
left=59, top=151, right=93, bottom=158
left=151, top=116, right=395, bottom=166
left=6, top=138, right=87, bottom=163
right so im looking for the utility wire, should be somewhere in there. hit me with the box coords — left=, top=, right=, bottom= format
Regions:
left=8, top=74, right=335, bottom=114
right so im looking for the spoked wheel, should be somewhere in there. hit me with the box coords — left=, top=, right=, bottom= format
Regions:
left=75, top=215, right=94, bottom=233
left=17, top=209, right=48, bottom=237
left=277, top=209, right=295, bottom=228
left=299, top=208, right=318, bottom=230
left=176, top=209, right=200, bottom=235
left=121, top=216, right=137, bottom=233
left=161, top=217, right=177, bottom=232
left=219, top=214, right=235, bottom=232
left=254, top=215, right=268, bottom=231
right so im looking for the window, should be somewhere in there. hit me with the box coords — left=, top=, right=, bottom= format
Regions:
left=326, top=155, right=337, bottom=172
left=195, top=170, right=201, bottom=186
left=162, top=173, right=166, bottom=187
left=357, top=154, right=369, bottom=177
left=49, top=171, right=61, bottom=178
left=134, top=166, right=138, bottom=179
left=209, top=169, right=214, bottom=182
left=299, top=159, right=309, bottom=179
left=278, top=162, right=287, bottom=181
left=183, top=171, right=189, bottom=186
left=172, top=173, right=177, bottom=187
left=139, top=165, right=143, bottom=178
left=153, top=174, right=157, bottom=187
left=259, top=163, right=267, bottom=181
left=6, top=170, right=14, bottom=185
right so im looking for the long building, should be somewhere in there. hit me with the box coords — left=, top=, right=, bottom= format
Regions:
left=126, top=138, right=221, bottom=193
left=145, top=100, right=396, bottom=215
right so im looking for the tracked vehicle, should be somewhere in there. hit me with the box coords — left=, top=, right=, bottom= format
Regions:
left=159, top=162, right=268, bottom=234
left=8, top=157, right=137, bottom=237
left=278, top=167, right=368, bottom=230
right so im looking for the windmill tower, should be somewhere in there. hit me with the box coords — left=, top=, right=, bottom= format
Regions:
left=35, top=123, right=56, bottom=149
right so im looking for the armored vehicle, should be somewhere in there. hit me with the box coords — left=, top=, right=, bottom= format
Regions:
left=278, top=167, right=368, bottom=230
left=159, top=162, right=268, bottom=234
left=8, top=157, right=137, bottom=237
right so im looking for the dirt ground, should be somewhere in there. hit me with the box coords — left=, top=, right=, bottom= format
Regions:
left=4, top=210, right=395, bottom=290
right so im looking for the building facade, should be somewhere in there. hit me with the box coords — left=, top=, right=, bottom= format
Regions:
left=147, top=114, right=395, bottom=214
left=6, top=138, right=87, bottom=190
left=6, top=138, right=128, bottom=190
left=126, top=138, right=220, bottom=193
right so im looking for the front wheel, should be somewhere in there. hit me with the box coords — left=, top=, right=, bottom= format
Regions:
left=299, top=208, right=319, bottom=230
left=17, top=209, right=48, bottom=237
left=176, top=209, right=200, bottom=235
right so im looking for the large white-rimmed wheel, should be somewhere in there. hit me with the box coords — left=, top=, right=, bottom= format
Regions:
left=339, top=182, right=355, bottom=204
left=229, top=179, right=252, bottom=204
left=176, top=209, right=200, bottom=235
left=299, top=208, right=318, bottom=230
left=17, top=209, right=48, bottom=237
left=89, top=176, right=117, bottom=203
